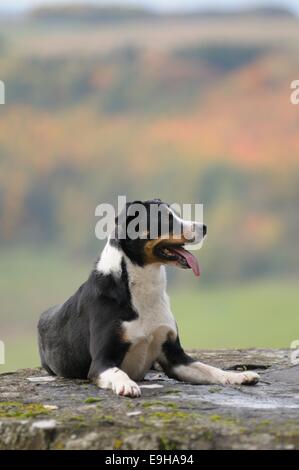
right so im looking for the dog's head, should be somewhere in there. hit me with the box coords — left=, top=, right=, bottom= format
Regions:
left=114, top=199, right=207, bottom=276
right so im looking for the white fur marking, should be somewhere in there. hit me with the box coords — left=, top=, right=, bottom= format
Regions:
left=173, top=362, right=260, bottom=385
left=97, top=367, right=141, bottom=397
left=96, top=239, right=122, bottom=276
left=167, top=206, right=206, bottom=247
left=121, top=258, right=177, bottom=381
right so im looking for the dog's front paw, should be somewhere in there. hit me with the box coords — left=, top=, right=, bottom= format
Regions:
left=221, top=371, right=260, bottom=386
left=97, top=367, right=141, bottom=397
left=113, top=379, right=141, bottom=398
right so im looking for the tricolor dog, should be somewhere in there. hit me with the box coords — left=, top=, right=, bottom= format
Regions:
left=38, top=199, right=259, bottom=397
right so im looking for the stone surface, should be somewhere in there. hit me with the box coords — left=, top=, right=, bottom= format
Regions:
left=0, top=349, right=298, bottom=450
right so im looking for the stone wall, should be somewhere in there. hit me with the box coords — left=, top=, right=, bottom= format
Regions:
left=0, top=349, right=298, bottom=450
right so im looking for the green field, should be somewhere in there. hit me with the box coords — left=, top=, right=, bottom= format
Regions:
left=172, top=283, right=298, bottom=349
left=0, top=248, right=298, bottom=373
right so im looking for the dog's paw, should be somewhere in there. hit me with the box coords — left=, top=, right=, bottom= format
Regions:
left=221, top=371, right=260, bottom=386
left=113, top=379, right=141, bottom=398
left=239, top=371, right=260, bottom=386
left=97, top=368, right=141, bottom=398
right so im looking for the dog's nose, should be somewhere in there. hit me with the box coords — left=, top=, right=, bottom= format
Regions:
left=203, top=224, right=207, bottom=237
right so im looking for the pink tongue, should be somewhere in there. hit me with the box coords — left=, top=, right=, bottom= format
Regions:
left=171, top=247, right=200, bottom=277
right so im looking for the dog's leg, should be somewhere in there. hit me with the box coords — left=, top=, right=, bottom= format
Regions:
left=87, top=310, right=141, bottom=398
left=95, top=367, right=141, bottom=397
left=158, top=336, right=260, bottom=386
left=165, top=361, right=260, bottom=386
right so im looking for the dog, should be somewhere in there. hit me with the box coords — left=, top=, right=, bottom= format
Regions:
left=38, top=199, right=259, bottom=397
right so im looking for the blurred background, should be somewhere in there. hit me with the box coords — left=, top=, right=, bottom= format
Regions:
left=0, top=0, right=298, bottom=372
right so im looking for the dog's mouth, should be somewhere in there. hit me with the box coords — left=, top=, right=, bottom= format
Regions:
left=155, top=243, right=200, bottom=277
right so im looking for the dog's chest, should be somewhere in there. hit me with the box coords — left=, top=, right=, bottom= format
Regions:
left=121, top=265, right=176, bottom=381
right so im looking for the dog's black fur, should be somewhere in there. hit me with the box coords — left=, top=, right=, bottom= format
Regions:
left=38, top=199, right=259, bottom=395
left=38, top=262, right=135, bottom=380
left=38, top=200, right=187, bottom=381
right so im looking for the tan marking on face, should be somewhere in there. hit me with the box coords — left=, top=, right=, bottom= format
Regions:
left=143, top=235, right=187, bottom=265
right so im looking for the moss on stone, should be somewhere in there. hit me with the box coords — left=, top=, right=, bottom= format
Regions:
left=209, top=414, right=237, bottom=425
left=54, top=441, right=66, bottom=450
left=142, top=401, right=178, bottom=409
left=0, top=402, right=50, bottom=419
left=159, top=436, right=177, bottom=450
left=202, top=430, right=213, bottom=441
left=84, top=397, right=102, bottom=404
left=259, top=420, right=272, bottom=426
left=210, top=414, right=221, bottom=422
left=114, top=439, right=123, bottom=449
left=149, top=410, right=190, bottom=422
left=101, top=415, right=115, bottom=423
left=69, top=416, right=85, bottom=422
left=208, top=387, right=222, bottom=394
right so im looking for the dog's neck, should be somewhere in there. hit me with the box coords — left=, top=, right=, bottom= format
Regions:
left=125, top=255, right=167, bottom=292
left=96, top=238, right=167, bottom=291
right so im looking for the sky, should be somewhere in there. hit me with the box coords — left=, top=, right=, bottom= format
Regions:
left=0, top=0, right=298, bottom=14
